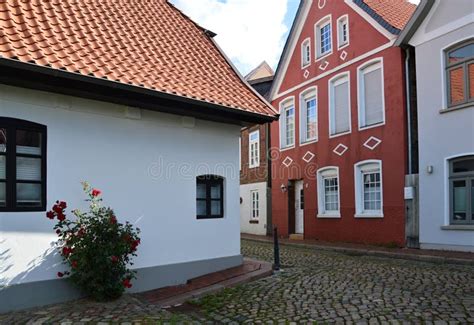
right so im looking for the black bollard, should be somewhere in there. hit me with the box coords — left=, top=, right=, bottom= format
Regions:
left=273, top=226, right=280, bottom=271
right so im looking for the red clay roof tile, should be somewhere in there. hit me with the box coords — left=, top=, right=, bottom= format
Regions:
left=363, top=0, right=417, bottom=30
left=0, top=0, right=275, bottom=117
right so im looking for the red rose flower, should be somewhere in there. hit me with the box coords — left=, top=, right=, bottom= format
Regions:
left=58, top=201, right=67, bottom=209
left=122, top=278, right=132, bottom=288
left=62, top=246, right=71, bottom=257
left=77, top=228, right=85, bottom=237
left=91, top=189, right=102, bottom=197
left=110, top=216, right=117, bottom=224
left=130, top=239, right=140, bottom=252
left=71, top=260, right=78, bottom=268
left=57, top=272, right=64, bottom=278
left=111, top=255, right=119, bottom=263
left=57, top=212, right=66, bottom=221
left=46, top=211, right=55, bottom=219
left=53, top=204, right=63, bottom=214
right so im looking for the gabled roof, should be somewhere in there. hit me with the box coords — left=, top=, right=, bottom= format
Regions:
left=0, top=0, right=276, bottom=120
left=355, top=0, right=417, bottom=34
left=244, top=61, right=275, bottom=82
left=269, top=0, right=418, bottom=101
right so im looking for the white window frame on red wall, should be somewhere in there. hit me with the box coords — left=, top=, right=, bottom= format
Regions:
left=301, top=38, right=311, bottom=68
left=337, top=15, right=349, bottom=50
left=279, top=97, right=296, bottom=150
left=299, top=86, right=318, bottom=145
left=354, top=159, right=384, bottom=218
left=248, top=130, right=260, bottom=168
left=357, top=57, right=386, bottom=130
left=315, top=14, right=333, bottom=61
left=328, top=71, right=352, bottom=138
left=317, top=166, right=341, bottom=218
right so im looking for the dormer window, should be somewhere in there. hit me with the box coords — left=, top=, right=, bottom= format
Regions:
left=301, top=38, right=311, bottom=67
left=315, top=15, right=332, bottom=59
left=337, top=15, right=349, bottom=49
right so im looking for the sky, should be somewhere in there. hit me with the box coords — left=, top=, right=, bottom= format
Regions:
left=170, top=0, right=420, bottom=76
left=170, top=0, right=300, bottom=76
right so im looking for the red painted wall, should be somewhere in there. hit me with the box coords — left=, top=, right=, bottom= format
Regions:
left=270, top=1, right=407, bottom=246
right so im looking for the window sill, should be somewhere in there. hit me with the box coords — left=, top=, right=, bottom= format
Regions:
left=300, top=139, right=318, bottom=146
left=337, top=43, right=349, bottom=51
left=441, top=225, right=474, bottom=231
left=249, top=165, right=260, bottom=169
left=316, top=51, right=332, bottom=62
left=249, top=220, right=259, bottom=224
left=280, top=145, right=295, bottom=152
left=301, top=63, right=311, bottom=70
left=358, top=121, right=385, bottom=131
left=317, top=214, right=341, bottom=219
left=439, top=102, right=473, bottom=114
left=329, top=130, right=351, bottom=139
left=354, top=214, right=384, bottom=219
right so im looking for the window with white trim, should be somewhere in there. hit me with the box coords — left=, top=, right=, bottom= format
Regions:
left=317, top=167, right=340, bottom=216
left=354, top=161, right=383, bottom=217
left=316, top=17, right=332, bottom=58
left=449, top=156, right=474, bottom=225
left=251, top=190, right=259, bottom=220
left=329, top=73, right=350, bottom=136
left=302, top=39, right=311, bottom=67
left=249, top=130, right=260, bottom=168
left=280, top=99, right=295, bottom=148
left=358, top=60, right=385, bottom=128
left=300, top=89, right=317, bottom=143
left=337, top=16, right=349, bottom=48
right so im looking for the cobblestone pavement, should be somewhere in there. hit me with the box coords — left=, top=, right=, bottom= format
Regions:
left=1, top=239, right=473, bottom=324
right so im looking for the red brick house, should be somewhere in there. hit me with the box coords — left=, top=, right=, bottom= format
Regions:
left=269, top=0, right=416, bottom=245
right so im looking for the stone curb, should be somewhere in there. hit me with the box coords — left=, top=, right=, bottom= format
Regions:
left=242, top=236, right=474, bottom=266
left=157, top=258, right=273, bottom=307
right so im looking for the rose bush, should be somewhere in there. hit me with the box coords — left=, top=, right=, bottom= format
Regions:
left=46, top=182, right=141, bottom=301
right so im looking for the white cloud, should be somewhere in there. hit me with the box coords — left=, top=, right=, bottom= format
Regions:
left=170, top=0, right=289, bottom=75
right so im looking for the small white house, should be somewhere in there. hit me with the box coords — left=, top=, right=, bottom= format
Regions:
left=0, top=1, right=276, bottom=312
left=397, top=0, right=474, bottom=251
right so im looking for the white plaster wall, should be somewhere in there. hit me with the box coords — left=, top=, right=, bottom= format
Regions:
left=239, top=182, right=267, bottom=235
left=0, top=84, right=242, bottom=286
left=411, top=8, right=474, bottom=251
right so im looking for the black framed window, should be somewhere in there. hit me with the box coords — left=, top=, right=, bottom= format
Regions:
left=449, top=156, right=474, bottom=225
left=196, top=175, right=224, bottom=219
left=0, top=117, right=47, bottom=212
left=445, top=39, right=474, bottom=108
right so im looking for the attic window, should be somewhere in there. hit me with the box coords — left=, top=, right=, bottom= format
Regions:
left=315, top=15, right=332, bottom=59
left=301, top=38, right=311, bottom=67
left=337, top=15, right=349, bottom=49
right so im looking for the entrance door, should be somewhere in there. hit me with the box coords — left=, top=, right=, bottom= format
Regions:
left=294, top=180, right=304, bottom=234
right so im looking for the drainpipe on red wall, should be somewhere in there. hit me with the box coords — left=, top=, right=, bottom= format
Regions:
left=405, top=48, right=413, bottom=175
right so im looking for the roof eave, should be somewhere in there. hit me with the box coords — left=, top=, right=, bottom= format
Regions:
left=394, top=0, right=435, bottom=47
left=0, top=58, right=277, bottom=125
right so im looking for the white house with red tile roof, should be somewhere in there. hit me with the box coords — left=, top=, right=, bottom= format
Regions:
left=0, top=0, right=276, bottom=312
left=397, top=0, right=474, bottom=252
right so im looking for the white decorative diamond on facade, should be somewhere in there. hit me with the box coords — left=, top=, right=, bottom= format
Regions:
left=318, top=0, right=327, bottom=9
left=318, top=60, right=329, bottom=71
left=303, top=70, right=310, bottom=79
left=333, top=144, right=348, bottom=156
left=302, top=151, right=316, bottom=163
left=363, top=136, right=382, bottom=150
left=340, top=50, right=348, bottom=61
left=282, top=156, right=293, bottom=167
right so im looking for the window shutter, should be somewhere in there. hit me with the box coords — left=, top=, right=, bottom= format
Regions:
left=334, top=81, right=349, bottom=134
left=364, top=68, right=384, bottom=125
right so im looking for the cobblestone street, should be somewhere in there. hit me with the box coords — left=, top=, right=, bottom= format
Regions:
left=1, top=239, right=473, bottom=324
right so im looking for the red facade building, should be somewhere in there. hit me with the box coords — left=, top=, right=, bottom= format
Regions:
left=269, top=0, right=416, bottom=245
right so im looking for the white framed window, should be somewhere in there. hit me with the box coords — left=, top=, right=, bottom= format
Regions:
left=251, top=190, right=259, bottom=220
left=328, top=72, right=351, bottom=137
left=315, top=15, right=332, bottom=59
left=317, top=167, right=340, bottom=218
left=249, top=130, right=260, bottom=168
left=299, top=87, right=318, bottom=144
left=357, top=58, right=385, bottom=129
left=337, top=15, right=349, bottom=49
left=354, top=160, right=383, bottom=218
left=301, top=38, right=311, bottom=68
left=279, top=97, right=295, bottom=149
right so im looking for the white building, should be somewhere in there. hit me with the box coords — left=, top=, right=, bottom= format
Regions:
left=0, top=1, right=276, bottom=312
left=397, top=0, right=474, bottom=251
